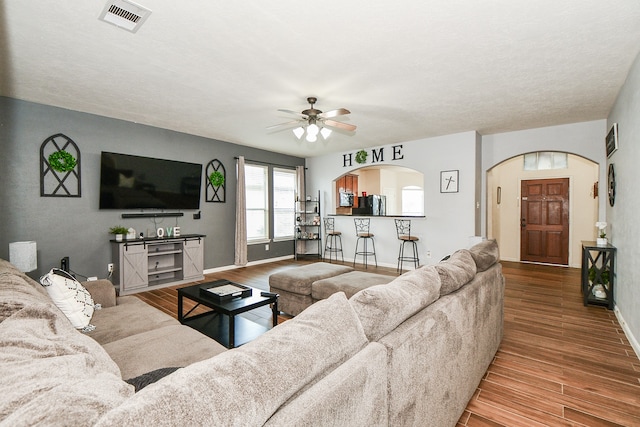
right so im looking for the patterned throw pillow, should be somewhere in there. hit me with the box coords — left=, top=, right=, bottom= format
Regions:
left=40, top=268, right=96, bottom=331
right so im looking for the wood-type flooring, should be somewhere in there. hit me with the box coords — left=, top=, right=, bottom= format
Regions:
left=135, top=259, right=640, bottom=426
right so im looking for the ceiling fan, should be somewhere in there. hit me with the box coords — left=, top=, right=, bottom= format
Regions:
left=267, top=97, right=356, bottom=142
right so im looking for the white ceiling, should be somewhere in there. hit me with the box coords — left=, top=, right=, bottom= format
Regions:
left=2, top=1, right=640, bottom=158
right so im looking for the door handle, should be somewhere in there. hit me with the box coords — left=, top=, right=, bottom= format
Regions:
left=521, top=218, right=526, bottom=228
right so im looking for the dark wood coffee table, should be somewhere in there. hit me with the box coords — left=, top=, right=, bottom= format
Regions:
left=177, top=280, right=278, bottom=348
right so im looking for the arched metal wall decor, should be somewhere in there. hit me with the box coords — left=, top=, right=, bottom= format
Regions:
left=40, top=133, right=81, bottom=197
left=206, top=159, right=226, bottom=203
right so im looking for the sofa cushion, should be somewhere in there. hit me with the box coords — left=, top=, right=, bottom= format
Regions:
left=349, top=267, right=442, bottom=341
left=103, top=324, right=227, bottom=379
left=312, top=271, right=394, bottom=300
left=0, top=261, right=51, bottom=322
left=39, top=268, right=95, bottom=330
left=434, top=249, right=477, bottom=295
left=0, top=298, right=132, bottom=425
left=87, top=296, right=178, bottom=345
left=469, top=239, right=500, bottom=272
left=96, top=292, right=369, bottom=426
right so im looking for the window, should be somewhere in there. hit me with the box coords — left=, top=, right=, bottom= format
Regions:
left=523, top=152, right=568, bottom=170
left=245, top=164, right=268, bottom=242
left=273, top=168, right=296, bottom=240
left=401, top=186, right=424, bottom=216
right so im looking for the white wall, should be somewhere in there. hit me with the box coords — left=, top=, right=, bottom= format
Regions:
left=307, top=132, right=478, bottom=267
left=481, top=120, right=607, bottom=238
left=607, top=50, right=640, bottom=356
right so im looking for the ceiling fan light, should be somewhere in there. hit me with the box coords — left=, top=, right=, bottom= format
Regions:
left=320, top=127, right=332, bottom=139
left=292, top=127, right=304, bottom=139
left=307, top=123, right=319, bottom=137
left=306, top=133, right=317, bottom=143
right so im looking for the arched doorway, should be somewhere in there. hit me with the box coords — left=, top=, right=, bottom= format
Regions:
left=487, top=152, right=599, bottom=268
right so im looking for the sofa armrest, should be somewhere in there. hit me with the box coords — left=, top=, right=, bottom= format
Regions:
left=82, top=279, right=117, bottom=308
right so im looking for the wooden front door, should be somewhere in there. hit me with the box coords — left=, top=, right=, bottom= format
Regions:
left=520, top=178, right=569, bottom=265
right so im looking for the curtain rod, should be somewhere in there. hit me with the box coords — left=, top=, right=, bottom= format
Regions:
left=234, top=157, right=306, bottom=170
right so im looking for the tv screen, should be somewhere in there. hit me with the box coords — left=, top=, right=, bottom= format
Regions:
left=99, top=152, right=202, bottom=210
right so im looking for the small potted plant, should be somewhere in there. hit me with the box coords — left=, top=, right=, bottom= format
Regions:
left=109, top=225, right=129, bottom=242
left=595, top=221, right=607, bottom=246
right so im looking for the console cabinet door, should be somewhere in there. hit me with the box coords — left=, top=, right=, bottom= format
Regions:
left=121, top=244, right=148, bottom=291
left=183, top=239, right=204, bottom=280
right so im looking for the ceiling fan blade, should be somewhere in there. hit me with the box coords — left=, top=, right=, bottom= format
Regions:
left=277, top=109, right=308, bottom=119
left=266, top=120, right=303, bottom=131
left=323, top=119, right=356, bottom=132
left=318, top=108, right=350, bottom=119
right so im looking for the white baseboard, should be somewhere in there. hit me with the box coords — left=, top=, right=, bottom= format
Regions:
left=203, top=255, right=294, bottom=274
left=614, top=305, right=640, bottom=360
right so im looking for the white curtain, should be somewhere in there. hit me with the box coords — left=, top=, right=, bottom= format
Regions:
left=296, top=165, right=306, bottom=255
left=235, top=156, right=248, bottom=266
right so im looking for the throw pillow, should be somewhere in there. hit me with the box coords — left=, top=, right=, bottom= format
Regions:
left=40, top=268, right=96, bottom=331
left=469, top=239, right=500, bottom=271
left=434, top=249, right=477, bottom=296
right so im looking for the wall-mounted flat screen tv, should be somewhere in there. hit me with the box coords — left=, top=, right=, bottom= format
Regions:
left=99, top=152, right=202, bottom=210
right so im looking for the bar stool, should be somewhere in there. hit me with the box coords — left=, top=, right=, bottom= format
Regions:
left=323, top=218, right=344, bottom=263
left=354, top=218, right=377, bottom=269
left=395, top=219, right=420, bottom=273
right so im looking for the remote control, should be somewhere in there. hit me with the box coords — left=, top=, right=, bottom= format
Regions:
left=261, top=291, right=278, bottom=298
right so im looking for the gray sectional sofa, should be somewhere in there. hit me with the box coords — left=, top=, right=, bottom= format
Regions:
left=0, top=239, right=503, bottom=426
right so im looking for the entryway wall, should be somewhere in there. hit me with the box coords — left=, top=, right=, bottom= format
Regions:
left=487, top=154, right=599, bottom=268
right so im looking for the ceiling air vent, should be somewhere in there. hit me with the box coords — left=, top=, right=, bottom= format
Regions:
left=99, top=0, right=152, bottom=33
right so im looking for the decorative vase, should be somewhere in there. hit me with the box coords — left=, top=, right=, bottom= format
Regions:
left=596, top=237, right=607, bottom=246
left=116, top=234, right=123, bottom=242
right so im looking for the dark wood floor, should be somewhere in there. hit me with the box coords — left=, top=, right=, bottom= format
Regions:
left=135, top=260, right=640, bottom=426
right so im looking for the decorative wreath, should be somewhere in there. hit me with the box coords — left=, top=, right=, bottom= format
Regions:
left=48, top=150, right=77, bottom=172
left=355, top=149, right=368, bottom=164
left=209, top=171, right=225, bottom=187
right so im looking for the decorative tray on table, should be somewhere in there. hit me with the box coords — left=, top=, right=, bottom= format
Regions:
left=199, top=280, right=252, bottom=302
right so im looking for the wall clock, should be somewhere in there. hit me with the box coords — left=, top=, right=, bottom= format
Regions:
left=607, top=163, right=616, bottom=206
left=440, top=170, right=459, bottom=193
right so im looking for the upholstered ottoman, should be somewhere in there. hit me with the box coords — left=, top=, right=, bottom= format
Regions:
left=311, top=271, right=395, bottom=301
left=269, top=263, right=353, bottom=315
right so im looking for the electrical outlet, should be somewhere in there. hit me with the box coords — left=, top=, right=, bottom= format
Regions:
left=107, top=263, right=114, bottom=273
left=426, top=251, right=432, bottom=259
left=265, top=244, right=269, bottom=251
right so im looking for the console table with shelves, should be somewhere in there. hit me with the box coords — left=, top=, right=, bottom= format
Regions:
left=581, top=241, right=616, bottom=310
left=110, top=234, right=205, bottom=295
left=295, top=191, right=322, bottom=260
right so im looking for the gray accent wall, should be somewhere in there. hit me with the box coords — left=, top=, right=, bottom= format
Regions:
left=0, top=97, right=303, bottom=279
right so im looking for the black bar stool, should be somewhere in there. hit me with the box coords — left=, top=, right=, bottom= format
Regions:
left=354, top=218, right=377, bottom=269
left=323, top=218, right=344, bottom=263
left=394, top=219, right=420, bottom=273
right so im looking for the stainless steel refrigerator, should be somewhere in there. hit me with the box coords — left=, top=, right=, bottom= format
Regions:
left=370, top=194, right=386, bottom=216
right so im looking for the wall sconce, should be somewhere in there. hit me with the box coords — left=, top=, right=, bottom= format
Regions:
left=9, top=241, right=38, bottom=272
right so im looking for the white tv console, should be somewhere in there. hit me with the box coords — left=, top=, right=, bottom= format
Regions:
left=110, top=234, right=205, bottom=295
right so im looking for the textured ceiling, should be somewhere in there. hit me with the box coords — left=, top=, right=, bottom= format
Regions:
left=2, top=1, right=640, bottom=157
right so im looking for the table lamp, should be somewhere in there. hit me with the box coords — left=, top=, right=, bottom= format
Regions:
left=9, top=241, right=38, bottom=272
